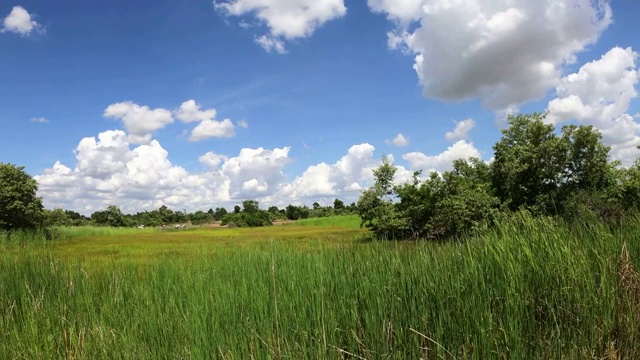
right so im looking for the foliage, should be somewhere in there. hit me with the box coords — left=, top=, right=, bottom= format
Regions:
left=359, top=113, right=638, bottom=240
left=221, top=200, right=272, bottom=227
left=0, top=163, right=44, bottom=231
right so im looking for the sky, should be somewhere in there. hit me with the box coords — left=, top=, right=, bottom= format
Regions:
left=1, top=0, right=639, bottom=215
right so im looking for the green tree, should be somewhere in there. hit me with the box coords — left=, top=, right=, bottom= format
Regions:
left=491, top=113, right=566, bottom=212
left=105, top=205, right=125, bottom=227
left=190, top=210, right=210, bottom=225
left=44, top=208, right=70, bottom=227
left=0, top=163, right=44, bottom=231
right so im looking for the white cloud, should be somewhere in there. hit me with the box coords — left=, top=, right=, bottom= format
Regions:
left=30, top=117, right=48, bottom=124
left=221, top=146, right=291, bottom=198
left=403, top=140, right=481, bottom=173
left=2, top=6, right=41, bottom=36
left=190, top=119, right=236, bottom=141
left=175, top=99, right=238, bottom=141
left=547, top=47, right=640, bottom=165
left=199, top=151, right=228, bottom=169
left=36, top=131, right=423, bottom=214
left=103, top=101, right=174, bottom=141
left=36, top=130, right=290, bottom=214
left=386, top=133, right=409, bottom=147
left=216, top=0, right=347, bottom=53
left=237, top=119, right=249, bottom=128
left=175, top=99, right=217, bottom=123
left=278, top=143, right=377, bottom=199
left=445, top=118, right=475, bottom=141
left=371, top=0, right=612, bottom=111
left=255, top=35, right=287, bottom=54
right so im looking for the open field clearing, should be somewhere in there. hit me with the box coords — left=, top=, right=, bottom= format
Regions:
left=2, top=214, right=640, bottom=359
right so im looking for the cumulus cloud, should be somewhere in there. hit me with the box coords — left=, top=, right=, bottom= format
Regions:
left=190, top=119, right=236, bottom=141
left=2, top=6, right=42, bottom=35
left=35, top=130, right=290, bottom=214
left=175, top=99, right=217, bottom=123
left=371, top=0, right=612, bottom=111
left=237, top=119, right=249, bottom=128
left=386, top=133, right=409, bottom=147
left=445, top=118, right=475, bottom=141
left=36, top=131, right=422, bottom=214
left=175, top=99, right=237, bottom=141
left=275, top=144, right=416, bottom=206
left=403, top=140, right=481, bottom=173
left=547, top=46, right=640, bottom=165
left=215, top=0, right=347, bottom=53
left=220, top=147, right=291, bottom=198
left=30, top=117, right=48, bottom=124
left=103, top=101, right=174, bottom=142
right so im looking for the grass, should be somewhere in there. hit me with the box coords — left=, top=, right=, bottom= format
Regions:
left=1, top=214, right=639, bottom=358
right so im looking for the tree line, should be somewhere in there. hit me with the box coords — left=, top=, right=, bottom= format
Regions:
left=0, top=163, right=357, bottom=231
left=358, top=113, right=640, bottom=240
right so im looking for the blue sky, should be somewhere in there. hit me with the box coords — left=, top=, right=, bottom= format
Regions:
left=1, top=0, right=639, bottom=214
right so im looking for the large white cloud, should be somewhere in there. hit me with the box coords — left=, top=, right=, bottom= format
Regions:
left=277, top=143, right=413, bottom=203
left=36, top=130, right=265, bottom=214
left=103, top=101, right=174, bottom=142
left=403, top=140, right=481, bottom=173
left=1, top=6, right=41, bottom=35
left=547, top=46, right=640, bottom=165
left=36, top=135, right=418, bottom=214
left=371, top=0, right=611, bottom=111
left=215, top=0, right=347, bottom=53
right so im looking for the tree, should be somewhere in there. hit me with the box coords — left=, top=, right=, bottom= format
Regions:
left=0, top=163, right=44, bottom=231
left=44, top=208, right=70, bottom=227
left=333, top=198, right=345, bottom=211
left=190, top=210, right=210, bottom=225
left=491, top=113, right=566, bottom=213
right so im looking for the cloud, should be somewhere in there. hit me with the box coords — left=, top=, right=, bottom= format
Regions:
left=36, top=131, right=424, bottom=214
left=30, top=117, right=48, bottom=124
left=547, top=46, right=640, bottom=165
left=215, top=0, right=347, bottom=53
left=103, top=101, right=174, bottom=142
left=175, top=99, right=238, bottom=141
left=445, top=118, right=475, bottom=141
left=255, top=35, right=287, bottom=54
left=2, top=6, right=42, bottom=36
left=237, top=119, right=248, bottom=128
left=386, top=133, right=409, bottom=147
left=175, top=99, right=217, bottom=123
left=403, top=140, right=481, bottom=173
left=371, top=0, right=612, bottom=111
left=36, top=130, right=290, bottom=214
left=190, top=119, right=236, bottom=141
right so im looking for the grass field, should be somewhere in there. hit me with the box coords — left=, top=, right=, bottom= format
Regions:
left=1, top=214, right=639, bottom=359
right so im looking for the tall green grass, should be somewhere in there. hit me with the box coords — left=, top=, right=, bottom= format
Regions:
left=1, top=214, right=639, bottom=358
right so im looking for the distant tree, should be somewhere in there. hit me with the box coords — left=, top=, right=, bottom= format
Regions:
left=333, top=198, right=345, bottom=211
left=213, top=207, right=228, bottom=221
left=0, top=163, right=44, bottom=231
left=105, top=205, right=125, bottom=227
left=268, top=206, right=280, bottom=214
left=233, top=205, right=241, bottom=214
left=242, top=200, right=260, bottom=214
left=190, top=210, right=210, bottom=225
left=44, top=208, right=70, bottom=227
left=312, top=202, right=320, bottom=210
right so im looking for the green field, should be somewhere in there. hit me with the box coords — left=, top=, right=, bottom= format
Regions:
left=1, top=214, right=639, bottom=359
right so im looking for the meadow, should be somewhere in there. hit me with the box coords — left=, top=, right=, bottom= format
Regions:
left=1, top=214, right=639, bottom=359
